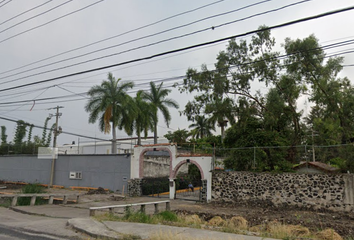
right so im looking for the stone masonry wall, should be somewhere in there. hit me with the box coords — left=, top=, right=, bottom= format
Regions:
left=128, top=178, right=142, bottom=197
left=212, top=171, right=354, bottom=212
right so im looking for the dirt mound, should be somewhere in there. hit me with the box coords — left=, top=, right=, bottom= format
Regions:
left=316, top=229, right=343, bottom=240
left=86, top=187, right=108, bottom=195
left=228, top=216, right=248, bottom=229
left=183, top=214, right=202, bottom=225
left=208, top=216, right=226, bottom=226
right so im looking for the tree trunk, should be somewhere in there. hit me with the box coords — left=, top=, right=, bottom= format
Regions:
left=137, top=126, right=142, bottom=145
left=154, top=121, right=158, bottom=144
left=220, top=124, right=225, bottom=142
left=112, top=122, right=117, bottom=154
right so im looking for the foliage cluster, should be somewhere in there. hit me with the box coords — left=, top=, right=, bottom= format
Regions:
left=173, top=26, right=354, bottom=173
left=0, top=118, right=54, bottom=155
left=17, top=184, right=46, bottom=206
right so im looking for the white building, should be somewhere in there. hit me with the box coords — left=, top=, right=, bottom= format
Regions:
left=59, top=137, right=169, bottom=154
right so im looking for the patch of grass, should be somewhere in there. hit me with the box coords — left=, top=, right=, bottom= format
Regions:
left=94, top=211, right=344, bottom=240
left=17, top=184, right=46, bottom=206
left=0, top=198, right=11, bottom=208
left=157, top=211, right=178, bottom=222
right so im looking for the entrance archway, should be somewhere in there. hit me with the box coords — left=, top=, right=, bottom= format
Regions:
left=131, top=144, right=213, bottom=202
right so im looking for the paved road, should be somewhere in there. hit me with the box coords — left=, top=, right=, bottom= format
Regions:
left=0, top=225, right=64, bottom=240
left=0, top=208, right=82, bottom=240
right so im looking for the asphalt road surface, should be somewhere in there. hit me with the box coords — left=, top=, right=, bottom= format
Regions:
left=0, top=225, right=65, bottom=240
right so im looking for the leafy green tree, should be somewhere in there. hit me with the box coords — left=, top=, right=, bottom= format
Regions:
left=1, top=126, right=7, bottom=145
left=46, top=123, right=56, bottom=147
left=205, top=97, right=235, bottom=140
left=142, top=82, right=179, bottom=144
left=27, top=124, right=34, bottom=144
left=133, top=91, right=154, bottom=145
left=14, top=120, right=27, bottom=154
left=189, top=115, right=215, bottom=139
left=164, top=129, right=190, bottom=143
left=224, top=116, right=290, bottom=172
left=85, top=73, right=135, bottom=154
left=41, top=117, right=51, bottom=146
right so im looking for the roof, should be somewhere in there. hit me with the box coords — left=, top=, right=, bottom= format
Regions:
left=293, top=161, right=340, bottom=173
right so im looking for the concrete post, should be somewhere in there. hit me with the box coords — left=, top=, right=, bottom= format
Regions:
left=154, top=203, right=158, bottom=214
left=49, top=196, right=54, bottom=204
left=89, top=209, right=95, bottom=216
left=30, top=196, right=36, bottom=206
left=63, top=195, right=67, bottom=204
left=169, top=179, right=175, bottom=200
left=140, top=205, right=145, bottom=213
left=11, top=196, right=17, bottom=206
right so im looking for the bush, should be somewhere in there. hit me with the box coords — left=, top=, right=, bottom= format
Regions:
left=18, top=184, right=46, bottom=206
left=157, top=211, right=178, bottom=222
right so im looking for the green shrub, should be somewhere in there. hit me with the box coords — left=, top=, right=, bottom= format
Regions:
left=157, top=211, right=178, bottom=222
left=18, top=184, right=46, bottom=206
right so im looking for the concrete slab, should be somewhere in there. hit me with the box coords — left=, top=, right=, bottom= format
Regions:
left=11, top=205, right=88, bottom=219
left=67, top=218, right=121, bottom=240
left=101, top=221, right=279, bottom=240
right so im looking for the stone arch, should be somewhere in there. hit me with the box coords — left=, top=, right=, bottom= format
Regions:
left=138, top=147, right=173, bottom=179
left=171, top=159, right=205, bottom=180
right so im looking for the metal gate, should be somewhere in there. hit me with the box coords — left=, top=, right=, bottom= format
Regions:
left=141, top=177, right=169, bottom=198
left=174, top=177, right=202, bottom=201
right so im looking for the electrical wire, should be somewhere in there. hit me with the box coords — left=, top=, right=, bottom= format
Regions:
left=0, top=0, right=53, bottom=27
left=0, top=115, right=111, bottom=141
left=0, top=0, right=12, bottom=8
left=0, top=5, right=353, bottom=94
left=0, top=0, right=306, bottom=81
left=0, top=0, right=73, bottom=34
left=0, top=0, right=228, bottom=76
left=1, top=35, right=354, bottom=107
left=0, top=0, right=105, bottom=45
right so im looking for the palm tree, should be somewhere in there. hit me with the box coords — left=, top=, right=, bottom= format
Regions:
left=142, top=82, right=179, bottom=144
left=85, top=73, right=134, bottom=154
left=189, top=115, right=215, bottom=139
left=205, top=97, right=235, bottom=141
left=133, top=91, right=154, bottom=145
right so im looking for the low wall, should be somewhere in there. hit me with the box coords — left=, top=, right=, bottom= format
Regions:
left=212, top=171, right=354, bottom=212
left=0, top=154, right=130, bottom=192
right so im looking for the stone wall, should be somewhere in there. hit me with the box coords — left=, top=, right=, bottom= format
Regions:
left=128, top=178, right=142, bottom=197
left=212, top=171, right=354, bottom=212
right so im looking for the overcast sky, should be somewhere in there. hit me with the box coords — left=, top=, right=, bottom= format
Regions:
left=0, top=0, right=354, bottom=146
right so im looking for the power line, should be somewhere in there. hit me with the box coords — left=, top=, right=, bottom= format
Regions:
left=0, top=0, right=73, bottom=34
left=0, top=0, right=228, bottom=76
left=0, top=34, right=354, bottom=107
left=0, top=5, right=353, bottom=93
left=0, top=0, right=12, bottom=8
left=0, top=0, right=53, bottom=27
left=0, top=0, right=305, bottom=81
left=0, top=115, right=112, bottom=142
left=0, top=0, right=104, bottom=45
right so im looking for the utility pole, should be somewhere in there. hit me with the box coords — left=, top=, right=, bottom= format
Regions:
left=49, top=106, right=63, bottom=187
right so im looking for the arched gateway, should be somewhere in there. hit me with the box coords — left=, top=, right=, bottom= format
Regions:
left=130, top=143, right=213, bottom=202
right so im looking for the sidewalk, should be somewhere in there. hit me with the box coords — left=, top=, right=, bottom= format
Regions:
left=11, top=200, right=278, bottom=240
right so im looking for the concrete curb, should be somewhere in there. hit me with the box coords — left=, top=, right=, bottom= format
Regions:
left=67, top=218, right=121, bottom=240
left=10, top=206, right=70, bottom=219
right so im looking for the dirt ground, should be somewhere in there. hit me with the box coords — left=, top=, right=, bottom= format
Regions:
left=1, top=182, right=353, bottom=238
